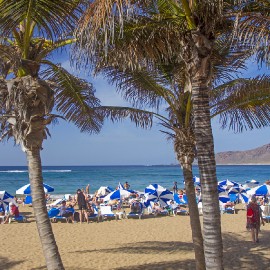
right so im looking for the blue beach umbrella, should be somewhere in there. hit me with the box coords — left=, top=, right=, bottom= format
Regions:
left=218, top=180, right=239, bottom=189
left=0, top=191, right=16, bottom=210
left=118, top=182, right=125, bottom=189
left=238, top=193, right=249, bottom=203
left=16, top=183, right=54, bottom=195
left=144, top=184, right=174, bottom=207
left=248, top=184, right=270, bottom=196
left=228, top=186, right=246, bottom=194
left=218, top=186, right=230, bottom=203
left=103, top=189, right=132, bottom=202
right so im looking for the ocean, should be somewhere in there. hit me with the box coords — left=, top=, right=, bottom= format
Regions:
left=0, top=165, right=269, bottom=196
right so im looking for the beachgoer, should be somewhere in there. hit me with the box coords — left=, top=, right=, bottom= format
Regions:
left=173, top=181, right=178, bottom=193
left=130, top=200, right=142, bottom=213
left=86, top=184, right=90, bottom=195
left=124, top=181, right=130, bottom=190
left=4, top=202, right=19, bottom=224
left=246, top=195, right=265, bottom=243
left=75, top=189, right=88, bottom=223
left=58, top=201, right=74, bottom=223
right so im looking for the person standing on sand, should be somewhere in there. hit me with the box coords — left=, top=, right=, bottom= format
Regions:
left=124, top=181, right=130, bottom=190
left=173, top=181, right=178, bottom=194
left=246, top=195, right=265, bottom=243
left=75, top=189, right=88, bottom=224
left=86, top=184, right=90, bottom=195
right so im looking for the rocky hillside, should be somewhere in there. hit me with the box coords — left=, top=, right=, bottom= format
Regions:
left=215, top=143, right=270, bottom=165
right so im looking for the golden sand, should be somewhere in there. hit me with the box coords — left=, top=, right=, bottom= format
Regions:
left=1, top=205, right=270, bottom=270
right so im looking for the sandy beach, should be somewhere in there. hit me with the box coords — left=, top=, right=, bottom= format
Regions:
left=1, top=204, right=270, bottom=270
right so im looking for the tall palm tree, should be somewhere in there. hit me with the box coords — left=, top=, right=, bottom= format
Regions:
left=97, top=59, right=270, bottom=269
left=73, top=1, right=248, bottom=268
left=0, top=1, right=100, bottom=269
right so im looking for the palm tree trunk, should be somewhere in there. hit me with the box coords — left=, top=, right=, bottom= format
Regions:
left=191, top=57, right=223, bottom=270
left=182, top=162, right=206, bottom=270
left=26, top=148, right=64, bottom=270
left=174, top=132, right=205, bottom=269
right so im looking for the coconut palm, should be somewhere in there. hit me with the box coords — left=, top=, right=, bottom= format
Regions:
left=0, top=1, right=99, bottom=269
left=73, top=1, right=244, bottom=268
left=96, top=57, right=270, bottom=269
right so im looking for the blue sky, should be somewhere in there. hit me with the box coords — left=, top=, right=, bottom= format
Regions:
left=0, top=53, right=269, bottom=166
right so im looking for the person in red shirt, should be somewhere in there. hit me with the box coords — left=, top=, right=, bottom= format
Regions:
left=246, top=195, right=265, bottom=243
left=4, top=202, right=19, bottom=224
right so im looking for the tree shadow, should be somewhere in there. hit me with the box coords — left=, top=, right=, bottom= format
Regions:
left=222, top=230, right=270, bottom=269
left=114, top=259, right=195, bottom=270
left=0, top=256, right=24, bottom=269
left=71, top=241, right=194, bottom=255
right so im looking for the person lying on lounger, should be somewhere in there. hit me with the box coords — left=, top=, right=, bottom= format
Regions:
left=4, top=202, right=19, bottom=224
left=58, top=200, right=74, bottom=223
left=130, top=200, right=142, bottom=213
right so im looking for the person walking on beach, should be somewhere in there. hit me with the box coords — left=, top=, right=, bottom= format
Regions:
left=75, top=189, right=88, bottom=224
left=246, top=195, right=265, bottom=243
left=173, top=181, right=178, bottom=194
left=86, top=184, right=90, bottom=195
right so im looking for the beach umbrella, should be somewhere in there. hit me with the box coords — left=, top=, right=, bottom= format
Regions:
left=238, top=193, right=249, bottom=203
left=0, top=191, right=16, bottom=210
left=103, top=189, right=132, bottom=202
left=218, top=179, right=239, bottom=189
left=228, top=185, right=246, bottom=194
left=247, top=184, right=270, bottom=196
left=246, top=179, right=260, bottom=186
left=118, top=182, right=125, bottom=190
left=16, top=183, right=54, bottom=194
left=219, top=192, right=230, bottom=203
left=96, top=186, right=114, bottom=196
left=144, top=184, right=174, bottom=207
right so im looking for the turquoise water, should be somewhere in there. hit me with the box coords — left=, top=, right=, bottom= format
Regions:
left=0, top=165, right=269, bottom=195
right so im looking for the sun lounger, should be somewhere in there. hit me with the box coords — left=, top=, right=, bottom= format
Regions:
left=261, top=205, right=270, bottom=223
left=9, top=215, right=27, bottom=223
left=99, top=205, right=117, bottom=221
left=48, top=207, right=74, bottom=223
left=88, top=205, right=100, bottom=222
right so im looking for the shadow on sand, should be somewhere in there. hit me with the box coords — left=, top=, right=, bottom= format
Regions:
left=0, top=256, right=24, bottom=269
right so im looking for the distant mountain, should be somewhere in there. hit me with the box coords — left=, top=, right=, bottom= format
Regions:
left=215, top=143, right=270, bottom=165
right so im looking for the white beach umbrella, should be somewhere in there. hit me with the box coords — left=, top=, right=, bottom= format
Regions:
left=218, top=179, right=239, bottom=190
left=247, top=184, right=270, bottom=196
left=103, top=189, right=132, bottom=202
left=144, top=184, right=174, bottom=207
left=16, top=183, right=54, bottom=194
left=0, top=191, right=16, bottom=210
left=96, top=186, right=113, bottom=196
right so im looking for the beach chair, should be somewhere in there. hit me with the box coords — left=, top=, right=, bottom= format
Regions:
left=23, top=195, right=32, bottom=206
left=9, top=215, right=27, bottom=223
left=47, top=198, right=63, bottom=209
left=261, top=205, right=270, bottom=223
left=48, top=207, right=74, bottom=223
left=220, top=202, right=235, bottom=214
left=88, top=205, right=100, bottom=222
left=147, top=202, right=169, bottom=216
left=100, top=205, right=117, bottom=221
left=127, top=202, right=144, bottom=219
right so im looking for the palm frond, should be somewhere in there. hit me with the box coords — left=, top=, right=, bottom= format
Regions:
left=96, top=106, right=154, bottom=129
left=211, top=75, right=270, bottom=132
left=0, top=0, right=83, bottom=40
left=41, top=62, right=103, bottom=134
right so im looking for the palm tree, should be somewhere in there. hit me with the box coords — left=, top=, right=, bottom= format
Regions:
left=96, top=57, right=270, bottom=268
left=0, top=1, right=101, bottom=269
left=72, top=1, right=247, bottom=268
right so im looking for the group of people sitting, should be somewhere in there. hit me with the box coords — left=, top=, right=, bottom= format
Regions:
left=0, top=202, right=20, bottom=224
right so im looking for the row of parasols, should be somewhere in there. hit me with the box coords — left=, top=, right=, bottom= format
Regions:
left=1, top=180, right=270, bottom=211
